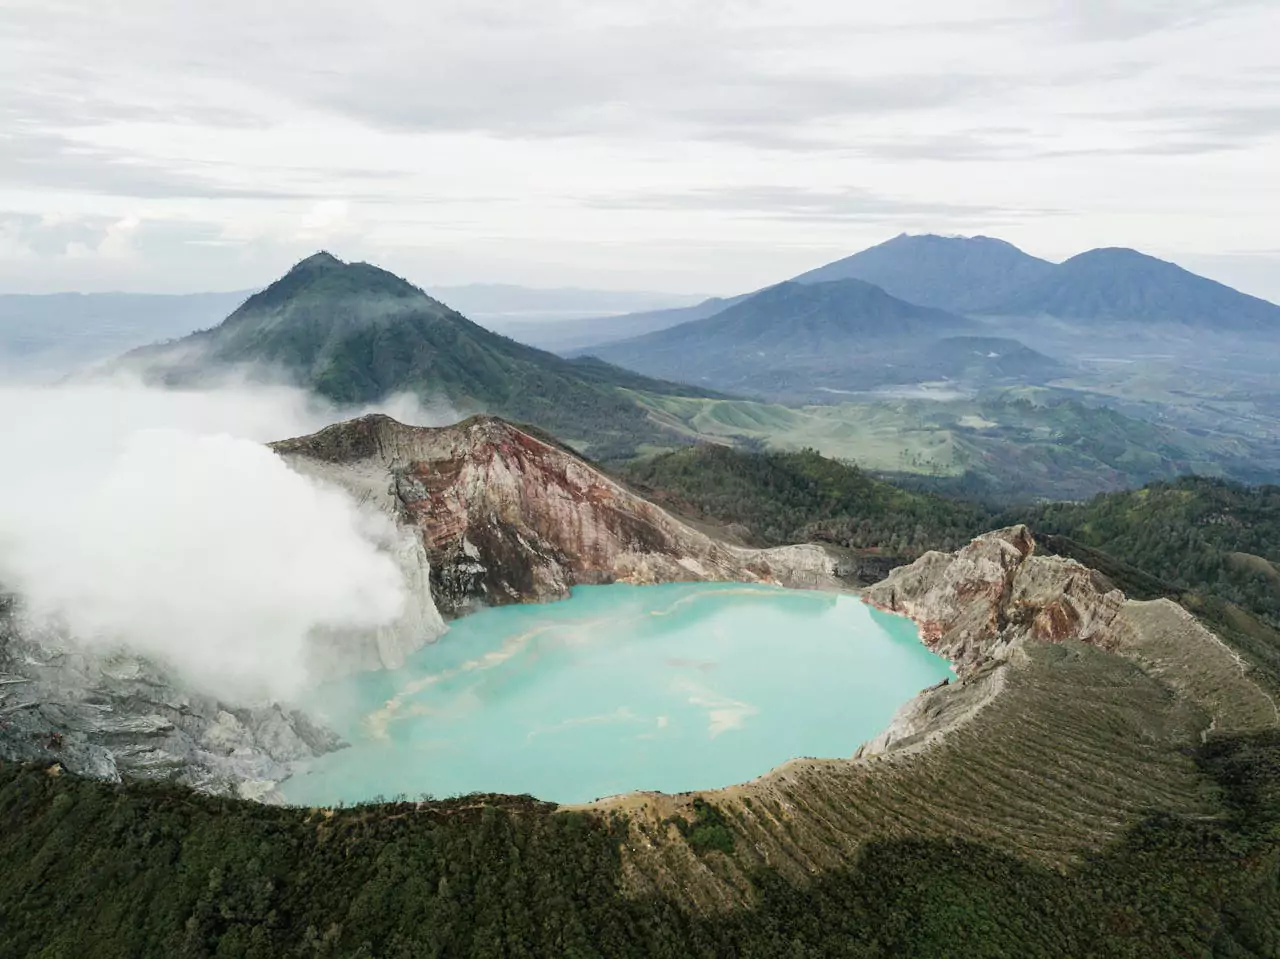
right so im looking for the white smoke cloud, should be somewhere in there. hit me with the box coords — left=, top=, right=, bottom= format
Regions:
left=0, top=375, right=456, bottom=701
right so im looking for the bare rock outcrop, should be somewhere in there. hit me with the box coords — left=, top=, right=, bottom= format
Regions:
left=855, top=526, right=1129, bottom=759
left=0, top=599, right=340, bottom=800
left=273, top=414, right=840, bottom=618
left=856, top=525, right=1275, bottom=759
left=863, top=525, right=1127, bottom=674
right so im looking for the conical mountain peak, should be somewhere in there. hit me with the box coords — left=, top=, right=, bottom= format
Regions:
left=790, top=233, right=1054, bottom=312
left=289, top=250, right=345, bottom=272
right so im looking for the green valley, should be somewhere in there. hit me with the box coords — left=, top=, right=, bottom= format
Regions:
left=630, top=388, right=1272, bottom=500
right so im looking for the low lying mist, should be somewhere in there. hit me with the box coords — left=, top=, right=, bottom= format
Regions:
left=0, top=374, right=457, bottom=702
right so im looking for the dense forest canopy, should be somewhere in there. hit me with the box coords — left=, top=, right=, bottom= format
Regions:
left=623, top=445, right=990, bottom=555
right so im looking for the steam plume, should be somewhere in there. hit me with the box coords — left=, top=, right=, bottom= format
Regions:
left=0, top=375, right=453, bottom=700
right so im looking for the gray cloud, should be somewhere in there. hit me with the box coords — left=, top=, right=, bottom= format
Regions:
left=0, top=0, right=1276, bottom=292
left=0, top=132, right=313, bottom=201
left=0, top=2, right=1038, bottom=149
left=589, top=186, right=1056, bottom=225
left=0, top=129, right=430, bottom=202
left=1045, top=0, right=1274, bottom=41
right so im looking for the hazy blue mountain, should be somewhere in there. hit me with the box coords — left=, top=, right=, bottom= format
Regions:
left=586, top=278, right=1059, bottom=400
left=791, top=233, right=1056, bottom=312
left=546, top=234, right=1280, bottom=355
left=0, top=289, right=251, bottom=376
left=980, top=247, right=1280, bottom=329
left=431, top=283, right=704, bottom=319
left=123, top=252, right=716, bottom=456
left=550, top=232, right=1051, bottom=353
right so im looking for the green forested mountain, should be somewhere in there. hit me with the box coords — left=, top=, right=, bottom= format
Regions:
left=1019, top=477, right=1280, bottom=628
left=124, top=252, right=711, bottom=458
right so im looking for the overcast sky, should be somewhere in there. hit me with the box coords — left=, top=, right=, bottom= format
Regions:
left=2, top=0, right=1278, bottom=298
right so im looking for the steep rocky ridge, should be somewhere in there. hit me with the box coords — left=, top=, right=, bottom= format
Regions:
left=272, top=414, right=841, bottom=619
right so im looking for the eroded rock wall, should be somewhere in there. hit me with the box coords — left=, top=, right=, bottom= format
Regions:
left=863, top=525, right=1127, bottom=673
left=274, top=414, right=841, bottom=618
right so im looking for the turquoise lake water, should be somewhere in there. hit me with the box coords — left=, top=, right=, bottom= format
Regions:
left=281, top=583, right=951, bottom=806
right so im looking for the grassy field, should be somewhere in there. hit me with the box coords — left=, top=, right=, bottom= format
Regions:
left=633, top=392, right=970, bottom=474
left=631, top=388, right=1272, bottom=500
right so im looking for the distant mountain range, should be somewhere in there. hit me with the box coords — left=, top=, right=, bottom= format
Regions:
left=0, top=290, right=251, bottom=375
left=977, top=246, right=1280, bottom=328
left=585, top=277, right=1062, bottom=400
left=790, top=233, right=1055, bottom=313
left=551, top=234, right=1280, bottom=356
left=122, top=252, right=715, bottom=458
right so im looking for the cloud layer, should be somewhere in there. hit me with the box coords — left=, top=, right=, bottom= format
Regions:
left=0, top=0, right=1277, bottom=296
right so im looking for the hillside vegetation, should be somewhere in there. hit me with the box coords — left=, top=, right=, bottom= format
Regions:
left=631, top=390, right=1273, bottom=501
left=2, top=726, right=1278, bottom=958
left=1021, top=478, right=1280, bottom=623
left=624, top=445, right=987, bottom=556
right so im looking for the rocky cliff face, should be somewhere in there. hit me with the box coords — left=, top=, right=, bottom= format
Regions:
left=272, top=414, right=840, bottom=619
left=863, top=525, right=1128, bottom=673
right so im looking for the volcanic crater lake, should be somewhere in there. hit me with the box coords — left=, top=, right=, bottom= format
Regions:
left=282, top=583, right=952, bottom=806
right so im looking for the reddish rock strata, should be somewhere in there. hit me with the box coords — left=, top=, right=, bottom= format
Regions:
left=274, top=414, right=839, bottom=617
